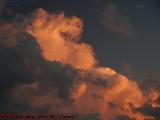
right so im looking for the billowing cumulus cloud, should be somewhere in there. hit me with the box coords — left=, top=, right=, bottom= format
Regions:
left=75, top=67, right=149, bottom=120
left=27, top=9, right=96, bottom=70
left=0, top=8, right=160, bottom=120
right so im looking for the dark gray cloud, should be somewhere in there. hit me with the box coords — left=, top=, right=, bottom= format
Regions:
left=156, top=97, right=160, bottom=105
left=0, top=29, right=78, bottom=113
left=115, top=115, right=136, bottom=120
left=0, top=32, right=41, bottom=113
left=136, top=104, right=160, bottom=120
left=73, top=113, right=101, bottom=120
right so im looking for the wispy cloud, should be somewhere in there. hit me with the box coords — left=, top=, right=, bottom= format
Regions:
left=100, top=3, right=134, bottom=38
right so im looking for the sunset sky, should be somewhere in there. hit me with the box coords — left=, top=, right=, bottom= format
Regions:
left=5, top=0, right=160, bottom=74
left=0, top=0, right=160, bottom=120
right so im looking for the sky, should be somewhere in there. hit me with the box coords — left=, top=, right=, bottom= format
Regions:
left=4, top=0, right=160, bottom=75
left=0, top=0, right=160, bottom=120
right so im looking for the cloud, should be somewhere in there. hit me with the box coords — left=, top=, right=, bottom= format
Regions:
left=83, top=67, right=147, bottom=120
left=0, top=8, right=159, bottom=120
left=140, top=73, right=160, bottom=91
left=137, top=104, right=160, bottom=120
left=0, top=30, right=79, bottom=113
left=0, top=23, right=22, bottom=47
left=26, top=9, right=97, bottom=70
left=115, top=115, right=136, bottom=120
left=100, top=3, right=134, bottom=37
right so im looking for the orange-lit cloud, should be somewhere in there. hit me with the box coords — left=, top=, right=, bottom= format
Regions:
left=70, top=83, right=87, bottom=101
left=0, top=2, right=159, bottom=119
left=27, top=9, right=96, bottom=70
left=71, top=67, right=150, bottom=120
left=147, top=89, right=160, bottom=108
left=21, top=8, right=159, bottom=120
